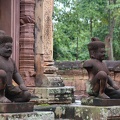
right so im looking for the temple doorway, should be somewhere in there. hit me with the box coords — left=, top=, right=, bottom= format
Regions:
left=0, top=0, right=20, bottom=68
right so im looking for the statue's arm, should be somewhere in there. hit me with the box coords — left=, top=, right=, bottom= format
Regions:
left=83, top=60, right=93, bottom=69
left=12, top=60, right=28, bottom=91
left=13, top=72, right=28, bottom=91
left=13, top=72, right=24, bottom=85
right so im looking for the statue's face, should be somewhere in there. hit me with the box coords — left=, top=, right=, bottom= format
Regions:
left=91, top=47, right=105, bottom=61
left=0, top=42, right=12, bottom=59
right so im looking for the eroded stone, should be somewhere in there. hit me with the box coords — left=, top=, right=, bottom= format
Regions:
left=0, top=111, right=54, bottom=120
left=0, top=102, right=34, bottom=113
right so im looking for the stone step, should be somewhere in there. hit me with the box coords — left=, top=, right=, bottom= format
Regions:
left=28, top=86, right=75, bottom=104
left=0, top=102, right=34, bottom=113
left=0, top=111, right=54, bottom=120
left=34, top=100, right=120, bottom=120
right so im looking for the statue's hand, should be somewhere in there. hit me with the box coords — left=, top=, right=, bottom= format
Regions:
left=19, top=84, right=28, bottom=91
left=113, top=84, right=119, bottom=90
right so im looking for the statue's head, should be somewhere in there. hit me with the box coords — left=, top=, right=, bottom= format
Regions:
left=0, top=33, right=13, bottom=59
left=88, top=37, right=105, bottom=61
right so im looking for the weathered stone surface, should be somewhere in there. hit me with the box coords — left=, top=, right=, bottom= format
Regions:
left=41, top=74, right=64, bottom=87
left=93, top=98, right=120, bottom=106
left=43, top=66, right=58, bottom=74
left=20, top=0, right=35, bottom=86
left=29, top=86, right=75, bottom=104
left=0, top=111, right=54, bottom=120
left=35, top=73, right=65, bottom=87
left=75, top=105, right=120, bottom=120
left=34, top=102, right=120, bottom=120
left=0, top=102, right=34, bottom=113
left=55, top=61, right=83, bottom=70
left=81, top=97, right=120, bottom=106
left=81, top=96, right=95, bottom=106
left=34, top=104, right=75, bottom=119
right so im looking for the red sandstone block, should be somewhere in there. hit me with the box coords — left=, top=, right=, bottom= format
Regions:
left=75, top=80, right=86, bottom=91
left=64, top=81, right=72, bottom=86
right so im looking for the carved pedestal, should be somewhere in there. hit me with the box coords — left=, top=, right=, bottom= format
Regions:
left=0, top=102, right=54, bottom=120
left=0, top=102, right=34, bottom=113
left=35, top=103, right=120, bottom=120
left=29, top=86, right=75, bottom=104
left=81, top=96, right=120, bottom=106
left=0, top=111, right=54, bottom=120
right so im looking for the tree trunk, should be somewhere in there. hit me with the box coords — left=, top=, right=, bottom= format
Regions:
left=90, top=18, right=92, bottom=37
left=105, top=0, right=115, bottom=60
left=105, top=35, right=111, bottom=60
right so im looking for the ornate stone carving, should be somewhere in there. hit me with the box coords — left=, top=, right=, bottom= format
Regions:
left=83, top=37, right=120, bottom=99
left=34, top=0, right=65, bottom=87
left=43, top=0, right=53, bottom=61
left=20, top=0, right=35, bottom=86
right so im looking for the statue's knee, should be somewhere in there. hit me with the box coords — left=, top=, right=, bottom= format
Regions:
left=0, top=70, right=7, bottom=84
left=97, top=71, right=108, bottom=80
left=0, top=70, right=7, bottom=78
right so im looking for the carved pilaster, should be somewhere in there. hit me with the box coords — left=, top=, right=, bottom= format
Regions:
left=35, top=0, right=64, bottom=87
left=43, top=0, right=53, bottom=61
left=20, top=0, right=35, bottom=86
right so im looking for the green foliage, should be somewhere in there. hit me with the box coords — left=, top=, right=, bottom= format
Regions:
left=53, top=0, right=120, bottom=61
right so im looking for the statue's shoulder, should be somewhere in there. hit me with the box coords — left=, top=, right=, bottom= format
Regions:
left=83, top=59, right=93, bottom=68
left=84, top=59, right=94, bottom=64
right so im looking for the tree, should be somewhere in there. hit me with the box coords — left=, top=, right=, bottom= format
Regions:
left=53, top=0, right=120, bottom=61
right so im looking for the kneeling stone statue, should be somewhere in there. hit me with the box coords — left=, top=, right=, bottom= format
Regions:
left=0, top=30, right=31, bottom=102
left=83, top=37, right=120, bottom=99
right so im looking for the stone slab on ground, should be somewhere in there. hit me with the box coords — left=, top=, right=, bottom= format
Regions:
left=81, top=96, right=120, bottom=106
left=34, top=101, right=120, bottom=120
left=93, top=98, right=120, bottom=106
left=0, top=102, right=34, bottom=113
left=75, top=105, right=120, bottom=120
left=29, top=86, right=75, bottom=104
left=0, top=111, right=54, bottom=120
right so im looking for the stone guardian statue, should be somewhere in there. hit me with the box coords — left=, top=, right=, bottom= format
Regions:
left=83, top=37, right=120, bottom=99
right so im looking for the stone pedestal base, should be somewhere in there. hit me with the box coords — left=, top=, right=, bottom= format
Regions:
left=0, top=102, right=34, bottom=113
left=35, top=74, right=65, bottom=87
left=28, top=86, right=75, bottom=104
left=75, top=105, right=120, bottom=120
left=81, top=96, right=120, bottom=106
left=42, top=74, right=65, bottom=87
left=34, top=101, right=120, bottom=120
left=0, top=111, right=54, bottom=120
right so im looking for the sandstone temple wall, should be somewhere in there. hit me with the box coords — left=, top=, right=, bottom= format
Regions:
left=55, top=61, right=120, bottom=96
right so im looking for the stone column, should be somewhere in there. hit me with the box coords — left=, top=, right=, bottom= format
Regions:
left=35, top=0, right=64, bottom=87
left=20, top=0, right=36, bottom=86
